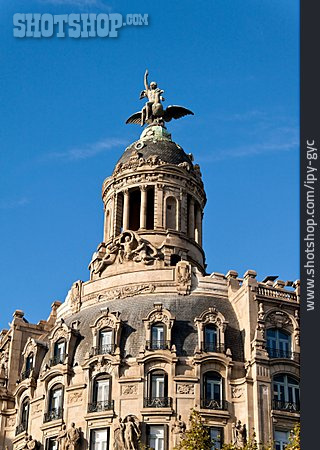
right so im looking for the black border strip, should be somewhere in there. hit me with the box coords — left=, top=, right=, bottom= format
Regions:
left=301, top=0, right=320, bottom=448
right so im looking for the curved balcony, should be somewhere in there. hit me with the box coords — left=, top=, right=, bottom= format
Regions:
left=267, top=347, right=300, bottom=363
left=144, top=397, right=172, bottom=408
left=44, top=407, right=63, bottom=422
left=15, top=422, right=27, bottom=435
left=91, top=344, right=115, bottom=356
left=200, top=398, right=229, bottom=411
left=146, top=340, right=170, bottom=350
left=88, top=400, right=114, bottom=413
left=272, top=399, right=300, bottom=413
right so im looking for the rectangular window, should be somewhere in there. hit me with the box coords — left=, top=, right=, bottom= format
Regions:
left=46, top=438, right=58, bottom=450
left=151, top=375, right=165, bottom=398
left=95, top=378, right=110, bottom=403
left=274, top=430, right=289, bottom=450
left=148, top=425, right=165, bottom=450
left=209, top=427, right=223, bottom=450
left=51, top=388, right=63, bottom=410
left=91, top=428, right=109, bottom=450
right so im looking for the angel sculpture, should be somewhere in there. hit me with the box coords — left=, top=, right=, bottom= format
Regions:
left=126, top=69, right=194, bottom=127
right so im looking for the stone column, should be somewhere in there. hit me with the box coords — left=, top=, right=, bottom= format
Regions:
left=188, top=197, right=195, bottom=239
left=123, top=189, right=129, bottom=230
left=155, top=184, right=164, bottom=229
left=140, top=185, right=148, bottom=229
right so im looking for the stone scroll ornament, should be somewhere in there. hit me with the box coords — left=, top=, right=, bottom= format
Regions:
left=90, top=230, right=163, bottom=275
left=126, top=69, right=194, bottom=127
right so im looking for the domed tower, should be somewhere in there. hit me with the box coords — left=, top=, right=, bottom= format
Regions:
left=89, top=73, right=206, bottom=281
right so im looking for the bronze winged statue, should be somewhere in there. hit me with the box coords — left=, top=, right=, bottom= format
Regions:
left=126, top=69, right=194, bottom=127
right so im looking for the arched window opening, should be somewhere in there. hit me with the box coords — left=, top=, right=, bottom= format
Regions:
left=148, top=323, right=169, bottom=350
left=202, top=372, right=226, bottom=410
left=273, top=374, right=300, bottom=412
left=166, top=196, right=177, bottom=230
left=146, top=187, right=155, bottom=230
left=16, top=398, right=29, bottom=435
left=45, top=384, right=63, bottom=422
left=129, top=188, right=141, bottom=231
left=89, top=375, right=113, bottom=412
left=105, top=209, right=111, bottom=241
left=187, top=194, right=195, bottom=239
left=267, top=329, right=292, bottom=359
left=194, top=202, right=202, bottom=245
left=204, top=325, right=219, bottom=352
left=97, top=328, right=114, bottom=355
left=22, top=353, right=34, bottom=380
left=117, top=192, right=124, bottom=234
left=170, top=254, right=181, bottom=266
left=51, top=339, right=66, bottom=366
left=145, top=370, right=170, bottom=408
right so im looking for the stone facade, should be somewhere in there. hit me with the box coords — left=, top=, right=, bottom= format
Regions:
left=0, top=123, right=299, bottom=450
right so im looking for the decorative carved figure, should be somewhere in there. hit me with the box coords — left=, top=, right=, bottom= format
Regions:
left=57, top=424, right=68, bottom=450
left=114, top=418, right=125, bottom=449
left=177, top=383, right=194, bottom=395
left=70, top=281, right=82, bottom=313
left=175, top=261, right=192, bottom=295
left=172, top=415, right=186, bottom=447
left=25, top=436, right=39, bottom=450
left=126, top=70, right=194, bottom=127
left=67, top=422, right=81, bottom=450
left=232, top=421, right=247, bottom=447
left=123, top=416, right=140, bottom=450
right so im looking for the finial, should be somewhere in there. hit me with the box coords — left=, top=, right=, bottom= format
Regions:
left=126, top=69, right=194, bottom=127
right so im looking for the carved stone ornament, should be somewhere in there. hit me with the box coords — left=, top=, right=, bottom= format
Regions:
left=143, top=303, right=175, bottom=329
left=113, top=149, right=167, bottom=176
left=114, top=415, right=141, bottom=450
left=265, top=311, right=292, bottom=329
left=97, top=284, right=155, bottom=302
left=232, top=387, right=244, bottom=399
left=195, top=307, right=227, bottom=331
left=172, top=415, right=186, bottom=447
left=176, top=383, right=195, bottom=395
left=89, top=230, right=164, bottom=276
left=175, top=261, right=192, bottom=295
left=122, top=384, right=138, bottom=396
left=69, top=390, right=83, bottom=403
left=90, top=357, right=113, bottom=377
left=69, top=280, right=82, bottom=313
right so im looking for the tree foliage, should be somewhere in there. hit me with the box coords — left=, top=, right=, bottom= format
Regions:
left=175, top=409, right=212, bottom=450
left=285, top=423, right=300, bottom=450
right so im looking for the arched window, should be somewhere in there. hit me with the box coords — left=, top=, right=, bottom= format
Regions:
left=166, top=196, right=177, bottom=230
left=129, top=188, right=141, bottom=231
left=98, top=328, right=114, bottom=354
left=89, top=375, right=113, bottom=412
left=267, top=329, right=292, bottom=359
left=273, top=374, right=300, bottom=412
left=22, top=353, right=34, bottom=380
left=145, top=370, right=170, bottom=408
left=16, top=398, right=29, bottom=435
left=51, top=339, right=66, bottom=366
left=202, top=372, right=226, bottom=410
left=149, top=323, right=169, bottom=350
left=45, top=384, right=64, bottom=422
left=204, top=325, right=219, bottom=352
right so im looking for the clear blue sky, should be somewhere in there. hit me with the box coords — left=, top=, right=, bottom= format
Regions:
left=0, top=0, right=299, bottom=329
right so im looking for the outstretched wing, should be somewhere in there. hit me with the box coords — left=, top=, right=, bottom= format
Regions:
left=164, top=105, right=194, bottom=122
left=126, top=111, right=142, bottom=124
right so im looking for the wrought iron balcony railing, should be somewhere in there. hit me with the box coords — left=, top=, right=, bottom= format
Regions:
left=267, top=347, right=300, bottom=362
left=202, top=343, right=225, bottom=353
left=146, top=340, right=170, bottom=350
left=49, top=354, right=66, bottom=367
left=272, top=399, right=300, bottom=413
left=43, top=407, right=63, bottom=422
left=91, top=344, right=115, bottom=356
left=21, top=368, right=32, bottom=380
left=88, top=400, right=114, bottom=413
left=15, top=422, right=28, bottom=435
left=144, top=397, right=172, bottom=408
left=201, top=398, right=229, bottom=411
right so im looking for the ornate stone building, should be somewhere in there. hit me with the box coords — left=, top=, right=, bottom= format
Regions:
left=0, top=74, right=300, bottom=450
